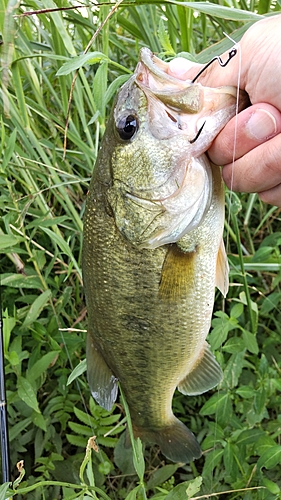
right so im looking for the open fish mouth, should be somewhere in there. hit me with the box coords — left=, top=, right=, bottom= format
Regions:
left=109, top=48, right=248, bottom=249
left=134, top=48, right=240, bottom=147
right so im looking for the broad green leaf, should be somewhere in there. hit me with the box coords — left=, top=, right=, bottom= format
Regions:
left=98, top=414, right=121, bottom=426
left=200, top=391, right=231, bottom=424
left=9, top=417, right=32, bottom=442
left=104, top=74, right=131, bottom=106
left=1, top=273, right=42, bottom=289
left=66, top=359, right=87, bottom=385
left=209, top=312, right=237, bottom=350
left=235, top=385, right=254, bottom=399
left=254, top=385, right=267, bottom=414
left=27, top=351, right=59, bottom=381
left=230, top=302, right=244, bottom=319
left=0, top=482, right=12, bottom=500
left=2, top=308, right=16, bottom=354
left=257, top=445, right=281, bottom=470
left=203, top=448, right=224, bottom=477
left=17, top=376, right=40, bottom=413
left=223, top=351, right=245, bottom=389
left=97, top=435, right=119, bottom=448
left=22, top=289, right=52, bottom=327
left=235, top=428, right=265, bottom=446
left=242, top=330, right=259, bottom=354
left=166, top=2, right=262, bottom=21
left=261, top=291, right=281, bottom=314
left=133, top=437, right=145, bottom=481
left=68, top=421, right=93, bottom=436
left=0, top=234, right=20, bottom=249
left=8, top=350, right=20, bottom=365
left=32, top=411, right=47, bottom=432
left=186, top=476, right=202, bottom=498
left=125, top=486, right=140, bottom=500
left=56, top=52, right=108, bottom=76
left=73, top=406, right=97, bottom=428
left=114, top=432, right=136, bottom=475
left=165, top=481, right=190, bottom=500
left=255, top=435, right=277, bottom=456
left=66, top=433, right=87, bottom=448
left=263, top=477, right=280, bottom=494
left=259, top=354, right=269, bottom=376
left=222, top=337, right=244, bottom=354
left=93, top=61, right=108, bottom=120
left=147, top=464, right=179, bottom=489
left=223, top=442, right=238, bottom=479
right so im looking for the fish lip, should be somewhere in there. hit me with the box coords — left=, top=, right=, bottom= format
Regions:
left=137, top=47, right=185, bottom=86
left=136, top=47, right=249, bottom=113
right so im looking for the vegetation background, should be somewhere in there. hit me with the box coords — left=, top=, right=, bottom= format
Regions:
left=1, top=0, right=281, bottom=498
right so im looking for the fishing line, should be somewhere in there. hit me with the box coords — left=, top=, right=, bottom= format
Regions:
left=224, top=33, right=242, bottom=254
left=191, top=48, right=237, bottom=83
left=200, top=37, right=241, bottom=491
left=214, top=38, right=242, bottom=490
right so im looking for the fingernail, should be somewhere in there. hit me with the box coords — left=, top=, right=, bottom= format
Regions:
left=246, top=109, right=277, bottom=140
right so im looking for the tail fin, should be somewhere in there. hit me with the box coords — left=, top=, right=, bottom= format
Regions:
left=135, top=417, right=202, bottom=463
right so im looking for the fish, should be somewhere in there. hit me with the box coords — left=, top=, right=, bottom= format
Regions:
left=82, top=48, right=248, bottom=463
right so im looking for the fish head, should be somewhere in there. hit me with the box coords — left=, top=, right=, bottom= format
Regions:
left=107, top=48, right=248, bottom=249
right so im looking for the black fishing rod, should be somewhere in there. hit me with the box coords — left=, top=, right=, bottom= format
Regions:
left=0, top=295, right=10, bottom=483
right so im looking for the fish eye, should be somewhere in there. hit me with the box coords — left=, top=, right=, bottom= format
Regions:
left=116, top=114, right=139, bottom=141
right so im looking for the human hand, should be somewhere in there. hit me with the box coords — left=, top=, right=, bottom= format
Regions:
left=167, top=16, right=281, bottom=206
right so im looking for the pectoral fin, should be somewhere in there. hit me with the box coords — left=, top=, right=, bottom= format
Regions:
left=159, top=244, right=196, bottom=302
left=216, top=239, right=229, bottom=297
left=86, top=332, right=118, bottom=411
left=177, top=342, right=223, bottom=396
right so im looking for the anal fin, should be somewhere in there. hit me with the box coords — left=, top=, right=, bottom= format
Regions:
left=86, top=332, right=118, bottom=411
left=177, top=342, right=223, bottom=396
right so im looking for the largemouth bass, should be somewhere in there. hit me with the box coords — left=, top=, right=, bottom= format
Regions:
left=82, top=48, right=247, bottom=463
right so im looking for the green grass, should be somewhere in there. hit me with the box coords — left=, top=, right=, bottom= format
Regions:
left=1, top=0, right=281, bottom=499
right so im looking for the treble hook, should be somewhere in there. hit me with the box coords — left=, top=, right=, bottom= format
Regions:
left=191, top=48, right=237, bottom=83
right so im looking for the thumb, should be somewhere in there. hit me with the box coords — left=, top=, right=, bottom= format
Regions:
left=208, top=103, right=281, bottom=166
left=167, top=48, right=243, bottom=88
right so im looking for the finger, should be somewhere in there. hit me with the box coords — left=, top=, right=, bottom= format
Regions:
left=208, top=103, right=281, bottom=165
left=167, top=57, right=202, bottom=80
left=258, top=183, right=281, bottom=207
left=222, top=132, right=281, bottom=194
left=167, top=53, right=239, bottom=85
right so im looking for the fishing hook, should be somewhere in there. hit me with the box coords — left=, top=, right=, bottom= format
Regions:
left=189, top=121, right=206, bottom=144
left=191, top=48, right=237, bottom=83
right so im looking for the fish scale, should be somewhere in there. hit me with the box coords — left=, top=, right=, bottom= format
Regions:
left=82, top=48, right=248, bottom=462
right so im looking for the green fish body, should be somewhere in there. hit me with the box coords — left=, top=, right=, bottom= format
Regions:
left=82, top=49, right=247, bottom=462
